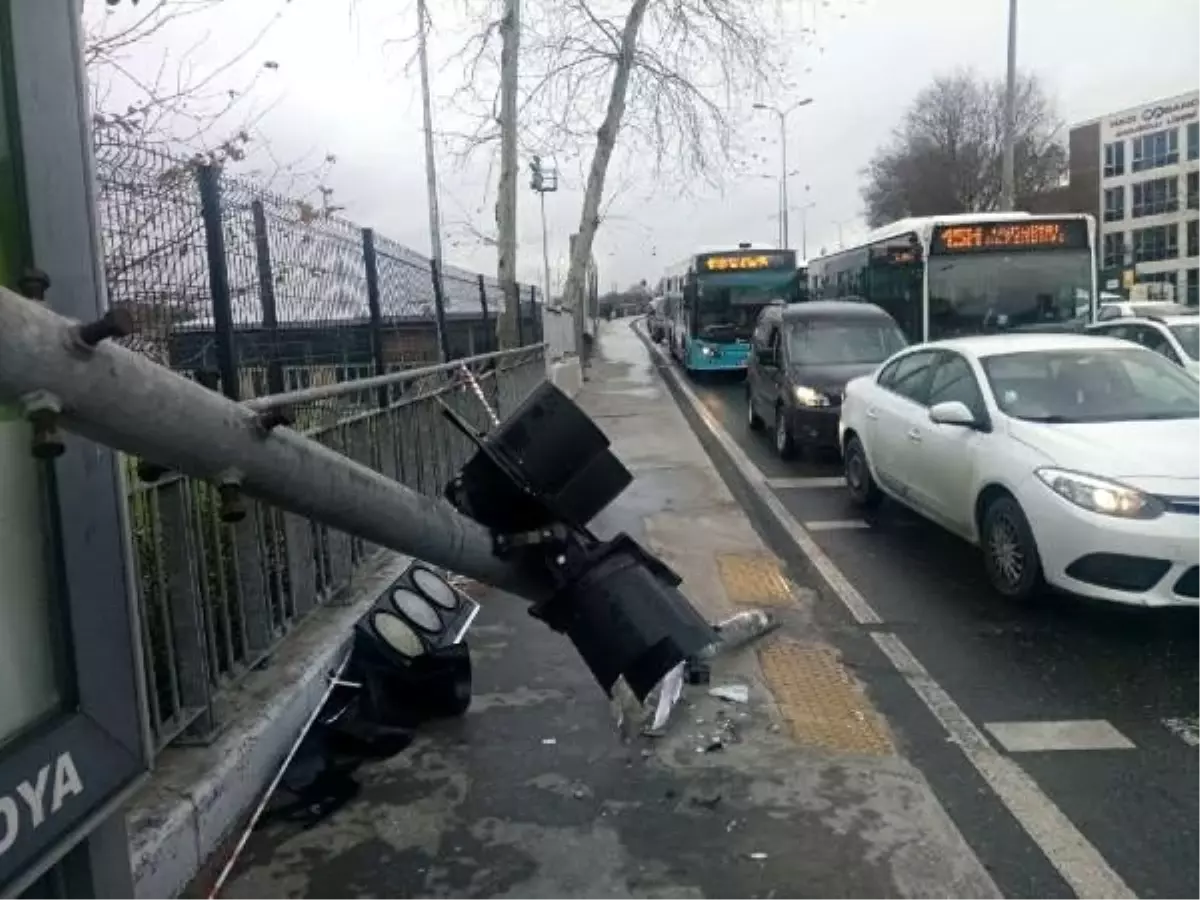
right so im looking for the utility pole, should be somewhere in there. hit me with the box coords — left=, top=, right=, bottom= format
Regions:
left=1000, top=0, right=1018, bottom=211
left=496, top=0, right=521, bottom=346
left=416, top=0, right=450, bottom=360
left=753, top=98, right=813, bottom=250
left=529, top=155, right=558, bottom=309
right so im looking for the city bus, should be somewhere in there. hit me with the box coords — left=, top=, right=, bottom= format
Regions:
left=659, top=244, right=799, bottom=373
left=806, top=212, right=1098, bottom=343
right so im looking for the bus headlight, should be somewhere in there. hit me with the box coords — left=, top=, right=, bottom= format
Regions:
left=793, top=385, right=831, bottom=407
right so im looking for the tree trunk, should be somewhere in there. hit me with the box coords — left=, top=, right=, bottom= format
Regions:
left=561, top=0, right=650, bottom=333
left=496, top=0, right=522, bottom=348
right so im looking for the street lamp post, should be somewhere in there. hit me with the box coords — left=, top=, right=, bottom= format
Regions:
left=529, top=155, right=558, bottom=310
left=1000, top=0, right=1018, bottom=211
left=753, top=98, right=813, bottom=250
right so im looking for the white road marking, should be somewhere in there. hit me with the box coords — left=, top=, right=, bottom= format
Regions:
left=640, top=327, right=1137, bottom=900
left=1162, top=716, right=1200, bottom=747
left=875, top=635, right=1136, bottom=899
left=804, top=519, right=871, bottom=532
left=985, top=720, right=1136, bottom=753
left=766, top=476, right=847, bottom=490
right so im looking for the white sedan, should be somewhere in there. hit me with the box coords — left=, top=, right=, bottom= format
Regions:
left=837, top=334, right=1199, bottom=606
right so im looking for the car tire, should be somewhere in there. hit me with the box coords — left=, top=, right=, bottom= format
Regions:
left=980, top=495, right=1044, bottom=602
left=774, top=404, right=797, bottom=459
left=843, top=435, right=882, bottom=509
left=747, top=388, right=764, bottom=431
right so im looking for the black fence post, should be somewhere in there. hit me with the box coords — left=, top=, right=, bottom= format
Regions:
left=515, top=283, right=525, bottom=347
left=477, top=274, right=490, bottom=353
left=529, top=284, right=541, bottom=343
left=361, top=228, right=389, bottom=409
left=250, top=199, right=284, bottom=396
left=430, top=258, right=452, bottom=362
left=196, top=163, right=239, bottom=400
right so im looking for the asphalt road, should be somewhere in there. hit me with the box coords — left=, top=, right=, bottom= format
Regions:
left=668, top=364, right=1199, bottom=900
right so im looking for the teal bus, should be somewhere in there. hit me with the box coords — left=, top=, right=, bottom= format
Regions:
left=659, top=244, right=800, bottom=374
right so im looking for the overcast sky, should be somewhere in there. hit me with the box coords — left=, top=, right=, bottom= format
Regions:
left=87, top=0, right=1199, bottom=293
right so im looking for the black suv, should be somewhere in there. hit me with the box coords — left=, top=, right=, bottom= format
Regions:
left=746, top=301, right=907, bottom=458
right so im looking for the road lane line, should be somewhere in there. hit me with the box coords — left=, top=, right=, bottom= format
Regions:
left=766, top=476, right=847, bottom=489
left=636, top=323, right=1137, bottom=899
left=803, top=519, right=871, bottom=532
left=984, top=720, right=1136, bottom=753
left=1162, top=716, right=1200, bottom=747
left=875, top=634, right=1136, bottom=900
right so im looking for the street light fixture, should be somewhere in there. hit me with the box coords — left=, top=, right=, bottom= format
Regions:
left=753, top=98, right=814, bottom=251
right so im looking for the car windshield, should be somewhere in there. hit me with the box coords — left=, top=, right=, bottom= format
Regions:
left=1169, top=323, right=1199, bottom=361
left=927, top=250, right=1093, bottom=339
left=981, top=347, right=1200, bottom=423
left=786, top=319, right=908, bottom=365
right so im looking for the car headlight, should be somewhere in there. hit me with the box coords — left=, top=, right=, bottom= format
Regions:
left=1035, top=468, right=1165, bottom=519
left=793, top=385, right=831, bottom=407
left=700, top=346, right=715, bottom=357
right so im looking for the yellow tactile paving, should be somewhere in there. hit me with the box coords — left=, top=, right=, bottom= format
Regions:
left=716, top=552, right=795, bottom=607
left=758, top=640, right=896, bottom=757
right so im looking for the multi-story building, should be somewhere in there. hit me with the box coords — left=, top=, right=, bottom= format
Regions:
left=1060, top=90, right=1199, bottom=304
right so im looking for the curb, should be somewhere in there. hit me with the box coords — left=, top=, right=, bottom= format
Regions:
left=126, top=553, right=413, bottom=899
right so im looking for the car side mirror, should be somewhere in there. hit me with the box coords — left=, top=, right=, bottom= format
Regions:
left=929, top=400, right=976, bottom=427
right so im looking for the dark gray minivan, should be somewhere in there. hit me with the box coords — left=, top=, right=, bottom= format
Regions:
left=746, top=301, right=907, bottom=458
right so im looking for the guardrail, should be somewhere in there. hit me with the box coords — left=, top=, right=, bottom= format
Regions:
left=129, top=344, right=546, bottom=750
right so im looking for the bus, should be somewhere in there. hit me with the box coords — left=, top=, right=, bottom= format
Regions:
left=659, top=244, right=800, bottom=373
left=806, top=212, right=1097, bottom=343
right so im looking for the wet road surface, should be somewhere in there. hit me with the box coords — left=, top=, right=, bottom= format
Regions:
left=665, top=348, right=1199, bottom=900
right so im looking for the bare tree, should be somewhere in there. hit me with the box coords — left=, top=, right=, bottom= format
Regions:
left=85, top=0, right=341, bottom=361
left=861, top=69, right=1067, bottom=228
left=447, top=0, right=788, bottom=347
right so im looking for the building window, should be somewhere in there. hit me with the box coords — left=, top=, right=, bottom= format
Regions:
left=1103, top=186, right=1124, bottom=221
left=1189, top=219, right=1199, bottom=259
left=1188, top=267, right=1199, bottom=306
left=1132, top=224, right=1178, bottom=262
left=1131, top=176, right=1179, bottom=218
left=1189, top=122, right=1199, bottom=161
left=1103, top=140, right=1125, bottom=177
left=1131, top=128, right=1179, bottom=173
left=1189, top=171, right=1199, bottom=210
left=1102, top=232, right=1126, bottom=269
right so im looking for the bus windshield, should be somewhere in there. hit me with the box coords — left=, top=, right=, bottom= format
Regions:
left=696, top=282, right=789, bottom=342
left=927, top=250, right=1092, bottom=340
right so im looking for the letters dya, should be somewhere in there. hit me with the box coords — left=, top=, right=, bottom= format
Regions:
left=0, top=752, right=84, bottom=856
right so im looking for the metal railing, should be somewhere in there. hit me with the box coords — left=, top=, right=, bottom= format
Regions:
left=129, top=344, right=546, bottom=750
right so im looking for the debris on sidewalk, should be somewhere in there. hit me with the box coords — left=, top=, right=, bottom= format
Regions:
left=643, top=661, right=686, bottom=736
left=696, top=610, right=779, bottom=660
left=541, top=737, right=557, bottom=746
left=709, top=683, right=749, bottom=704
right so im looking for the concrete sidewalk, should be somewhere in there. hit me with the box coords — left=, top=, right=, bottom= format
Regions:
left=216, top=320, right=998, bottom=898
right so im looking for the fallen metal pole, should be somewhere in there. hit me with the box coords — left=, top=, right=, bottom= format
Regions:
left=0, top=287, right=545, bottom=600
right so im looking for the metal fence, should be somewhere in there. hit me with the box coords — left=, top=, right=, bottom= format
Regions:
left=129, top=344, right=546, bottom=750
left=92, top=139, right=551, bottom=751
left=92, top=140, right=544, bottom=400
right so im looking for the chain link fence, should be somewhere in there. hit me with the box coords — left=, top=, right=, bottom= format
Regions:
left=93, top=142, right=549, bottom=750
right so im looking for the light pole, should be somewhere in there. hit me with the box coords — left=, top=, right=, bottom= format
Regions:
left=753, top=97, right=813, bottom=250
left=796, top=186, right=816, bottom=259
left=1000, top=0, right=1018, bottom=211
left=416, top=0, right=450, bottom=360
left=529, top=155, right=558, bottom=309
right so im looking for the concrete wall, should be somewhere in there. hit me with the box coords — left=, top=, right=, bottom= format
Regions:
left=126, top=554, right=412, bottom=899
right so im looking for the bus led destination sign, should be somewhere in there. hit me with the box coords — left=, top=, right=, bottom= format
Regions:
left=701, top=252, right=792, bottom=272
left=932, top=220, right=1089, bottom=254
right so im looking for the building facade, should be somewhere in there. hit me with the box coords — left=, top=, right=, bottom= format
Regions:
left=1081, top=90, right=1199, bottom=304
